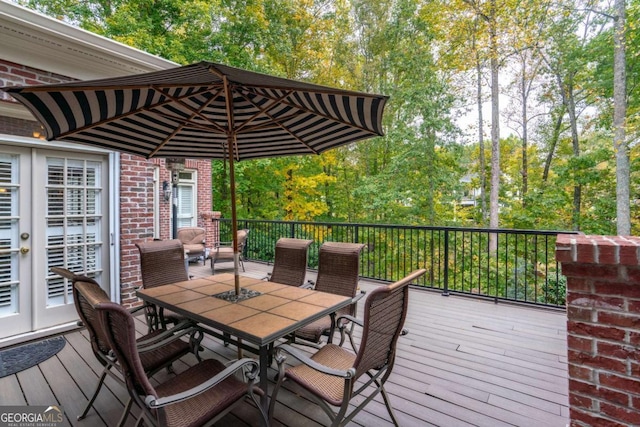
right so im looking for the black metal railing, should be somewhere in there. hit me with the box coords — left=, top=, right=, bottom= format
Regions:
left=218, top=219, right=576, bottom=308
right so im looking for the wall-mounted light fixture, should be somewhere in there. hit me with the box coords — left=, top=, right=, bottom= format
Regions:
left=162, top=180, right=171, bottom=202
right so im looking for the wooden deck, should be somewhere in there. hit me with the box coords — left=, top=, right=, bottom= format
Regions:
left=0, top=261, right=569, bottom=426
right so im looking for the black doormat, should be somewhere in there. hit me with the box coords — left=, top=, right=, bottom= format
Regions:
left=0, top=336, right=66, bottom=378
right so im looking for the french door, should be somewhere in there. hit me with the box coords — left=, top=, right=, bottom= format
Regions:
left=0, top=144, right=109, bottom=339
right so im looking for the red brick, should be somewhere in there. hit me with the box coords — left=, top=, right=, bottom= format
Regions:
left=567, top=294, right=625, bottom=311
left=568, top=350, right=627, bottom=373
left=568, top=335, right=594, bottom=352
left=619, top=245, right=640, bottom=265
left=595, top=282, right=640, bottom=298
left=598, top=341, right=638, bottom=360
left=566, top=279, right=593, bottom=293
left=568, top=306, right=595, bottom=322
left=556, top=242, right=575, bottom=262
left=599, top=372, right=640, bottom=395
left=597, top=311, right=640, bottom=329
left=569, top=363, right=594, bottom=381
left=628, top=267, right=640, bottom=283
left=570, top=379, right=597, bottom=396
left=570, top=392, right=595, bottom=410
left=599, top=402, right=640, bottom=425
left=563, top=263, right=620, bottom=281
left=577, top=242, right=597, bottom=263
left=568, top=321, right=626, bottom=341
left=597, top=240, right=620, bottom=265
left=570, top=407, right=627, bottom=427
left=593, top=387, right=631, bottom=407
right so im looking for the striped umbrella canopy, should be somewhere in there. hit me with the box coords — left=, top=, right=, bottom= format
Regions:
left=2, top=61, right=388, bottom=295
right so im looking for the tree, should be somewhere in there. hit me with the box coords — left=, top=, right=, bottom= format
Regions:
left=612, top=0, right=630, bottom=235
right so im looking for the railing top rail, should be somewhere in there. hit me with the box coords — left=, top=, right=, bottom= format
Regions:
left=215, top=218, right=578, bottom=237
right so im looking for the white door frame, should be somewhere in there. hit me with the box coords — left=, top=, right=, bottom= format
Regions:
left=0, top=134, right=120, bottom=345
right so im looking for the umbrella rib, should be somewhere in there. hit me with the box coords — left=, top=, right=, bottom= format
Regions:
left=232, top=89, right=294, bottom=134
left=239, top=87, right=381, bottom=136
left=204, top=62, right=383, bottom=136
left=54, top=96, right=175, bottom=140
left=232, top=89, right=317, bottom=153
left=235, top=92, right=318, bottom=154
left=147, top=93, right=218, bottom=157
left=53, top=85, right=219, bottom=140
left=153, top=85, right=227, bottom=134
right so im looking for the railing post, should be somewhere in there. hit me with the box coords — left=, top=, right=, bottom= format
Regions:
left=443, top=229, right=450, bottom=296
left=289, top=222, right=295, bottom=238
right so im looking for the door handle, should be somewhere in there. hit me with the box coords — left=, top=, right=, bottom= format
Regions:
left=20, top=247, right=30, bottom=255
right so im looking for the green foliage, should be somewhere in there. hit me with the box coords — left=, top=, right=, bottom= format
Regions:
left=19, top=0, right=640, bottom=237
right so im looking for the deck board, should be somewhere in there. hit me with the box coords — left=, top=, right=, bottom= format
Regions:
left=0, top=261, right=569, bottom=426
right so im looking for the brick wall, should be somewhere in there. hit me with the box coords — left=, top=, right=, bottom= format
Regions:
left=557, top=234, right=640, bottom=427
left=0, top=59, right=72, bottom=101
left=120, top=155, right=214, bottom=307
left=0, top=59, right=73, bottom=137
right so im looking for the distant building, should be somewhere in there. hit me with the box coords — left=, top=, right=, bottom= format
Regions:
left=459, top=174, right=480, bottom=207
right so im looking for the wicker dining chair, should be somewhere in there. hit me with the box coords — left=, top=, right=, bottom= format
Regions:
left=269, top=269, right=427, bottom=427
left=93, top=297, right=269, bottom=427
left=291, top=242, right=365, bottom=348
left=266, top=237, right=313, bottom=287
left=210, top=229, right=249, bottom=273
left=70, top=277, right=198, bottom=427
left=135, top=239, right=190, bottom=330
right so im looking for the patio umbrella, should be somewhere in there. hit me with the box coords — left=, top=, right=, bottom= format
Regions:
left=2, top=61, right=388, bottom=296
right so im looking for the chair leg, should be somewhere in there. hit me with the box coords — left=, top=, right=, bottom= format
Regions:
left=189, top=329, right=205, bottom=361
left=268, top=356, right=287, bottom=425
left=116, top=398, right=134, bottom=427
left=380, top=384, right=401, bottom=426
left=77, top=368, right=109, bottom=420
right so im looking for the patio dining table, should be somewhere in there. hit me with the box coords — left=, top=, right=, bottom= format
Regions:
left=136, top=273, right=353, bottom=422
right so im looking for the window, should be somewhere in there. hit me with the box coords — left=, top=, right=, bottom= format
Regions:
left=177, top=170, right=196, bottom=228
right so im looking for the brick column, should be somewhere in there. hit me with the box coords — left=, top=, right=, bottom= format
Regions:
left=200, top=211, right=221, bottom=256
left=557, top=234, right=640, bottom=427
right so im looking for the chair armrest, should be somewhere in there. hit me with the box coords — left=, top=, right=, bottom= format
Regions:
left=144, top=357, right=259, bottom=407
left=336, top=314, right=363, bottom=329
left=352, top=289, right=366, bottom=303
left=274, top=344, right=355, bottom=378
left=136, top=321, right=199, bottom=352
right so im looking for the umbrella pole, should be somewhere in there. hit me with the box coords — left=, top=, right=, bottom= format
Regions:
left=227, top=135, right=243, bottom=359
left=227, top=135, right=240, bottom=296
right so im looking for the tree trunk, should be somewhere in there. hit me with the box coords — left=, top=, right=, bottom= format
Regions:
left=566, top=83, right=581, bottom=231
left=613, top=0, right=630, bottom=235
left=543, top=106, right=565, bottom=182
left=476, top=49, right=487, bottom=223
left=489, top=0, right=500, bottom=251
left=521, top=65, right=528, bottom=206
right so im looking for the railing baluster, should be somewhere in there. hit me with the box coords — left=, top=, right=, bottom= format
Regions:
left=215, top=219, right=575, bottom=307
